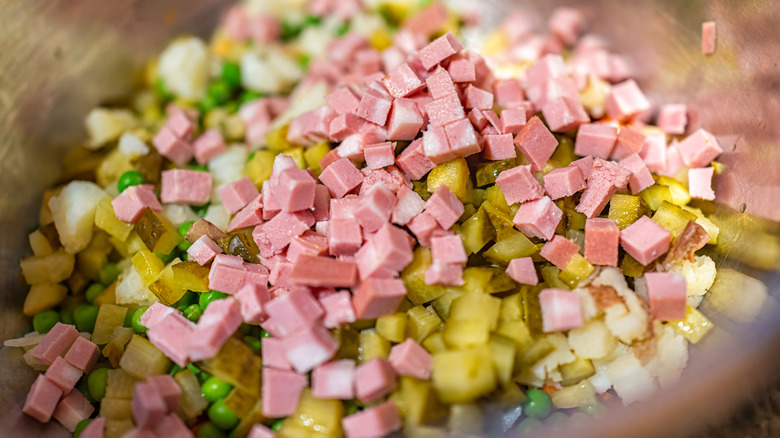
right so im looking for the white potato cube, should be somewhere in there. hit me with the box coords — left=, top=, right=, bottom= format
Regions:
left=85, top=108, right=139, bottom=149
left=568, top=319, right=618, bottom=360
left=158, top=37, right=210, bottom=101
left=48, top=181, right=107, bottom=253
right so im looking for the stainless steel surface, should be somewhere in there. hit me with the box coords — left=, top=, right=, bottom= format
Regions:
left=0, top=0, right=779, bottom=437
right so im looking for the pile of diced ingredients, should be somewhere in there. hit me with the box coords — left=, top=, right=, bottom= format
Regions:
left=9, top=0, right=727, bottom=437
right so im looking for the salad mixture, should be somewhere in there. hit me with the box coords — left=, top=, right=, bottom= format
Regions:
left=8, top=0, right=740, bottom=437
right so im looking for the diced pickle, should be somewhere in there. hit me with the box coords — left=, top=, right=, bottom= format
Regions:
left=392, top=376, right=448, bottom=426
left=559, top=254, right=594, bottom=288
left=652, top=201, right=698, bottom=240
left=102, top=327, right=135, bottom=367
left=92, top=304, right=129, bottom=345
left=304, top=141, right=332, bottom=174
left=656, top=176, right=691, bottom=206
left=376, top=313, right=408, bottom=343
left=475, top=159, right=516, bottom=187
left=517, top=337, right=556, bottom=368
left=244, top=149, right=275, bottom=188
left=431, top=288, right=464, bottom=321
left=199, top=337, right=262, bottom=397
left=333, top=326, right=360, bottom=360
left=412, top=180, right=431, bottom=201
left=481, top=203, right=515, bottom=240
left=95, top=197, right=134, bottom=241
left=119, top=335, right=171, bottom=379
left=222, top=229, right=261, bottom=263
left=462, top=267, right=493, bottom=294
left=495, top=320, right=533, bottom=349
left=401, top=247, right=455, bottom=305
left=559, top=356, right=595, bottom=387
left=277, top=389, right=343, bottom=438
left=235, top=399, right=266, bottom=436
left=175, top=370, right=209, bottom=423
left=265, top=124, right=297, bottom=152
left=427, top=158, right=472, bottom=203
left=358, top=329, right=390, bottom=363
left=483, top=185, right=511, bottom=211
left=620, top=254, right=645, bottom=278
left=489, top=270, right=517, bottom=294
left=148, top=263, right=188, bottom=305
left=106, top=368, right=136, bottom=399
left=135, top=208, right=181, bottom=254
left=671, top=305, right=713, bottom=344
left=282, top=147, right=307, bottom=170
left=101, top=398, right=133, bottom=421
left=24, top=283, right=68, bottom=316
left=639, top=184, right=673, bottom=211
left=224, top=388, right=259, bottom=419
left=551, top=380, right=597, bottom=409
left=489, top=335, right=517, bottom=385
left=484, top=230, right=537, bottom=265
left=422, top=332, right=447, bottom=354
left=406, top=306, right=443, bottom=343
left=171, top=261, right=210, bottom=293
left=459, top=208, right=495, bottom=255
left=608, top=194, right=646, bottom=230
left=549, top=135, right=576, bottom=167
left=432, top=346, right=497, bottom=403
left=681, top=206, right=719, bottom=244
left=541, top=265, right=570, bottom=290
left=564, top=207, right=587, bottom=230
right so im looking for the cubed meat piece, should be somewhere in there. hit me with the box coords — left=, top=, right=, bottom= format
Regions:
left=261, top=368, right=307, bottom=418
left=262, top=337, right=291, bottom=370
left=275, top=167, right=316, bottom=213
left=571, top=156, right=594, bottom=179
left=140, top=302, right=175, bottom=329
left=353, top=278, right=407, bottom=319
left=688, top=167, right=715, bottom=200
left=525, top=54, right=567, bottom=89
left=44, top=356, right=82, bottom=392
left=576, top=159, right=632, bottom=218
left=326, top=87, right=361, bottom=115
left=657, top=104, right=687, bottom=135
left=328, top=218, right=363, bottom=256
left=444, top=118, right=481, bottom=158
left=112, top=185, right=162, bottom=224
left=702, top=21, right=717, bottom=55
left=584, top=218, right=620, bottom=267
left=645, top=272, right=687, bottom=321
left=541, top=96, right=589, bottom=132
left=514, top=116, right=558, bottom=171
left=288, top=107, right=335, bottom=146
left=425, top=260, right=464, bottom=286
left=386, top=99, right=424, bottom=141
left=540, top=235, right=580, bottom=269
left=342, top=401, right=402, bottom=438
left=431, top=234, right=467, bottom=265
left=640, top=133, right=667, bottom=174
left=355, top=358, right=397, bottom=403
left=153, top=126, right=193, bottom=166
left=284, top=323, right=339, bottom=373
left=388, top=339, right=432, bottom=380
left=422, top=126, right=455, bottom=164
left=463, top=85, right=494, bottom=110
left=287, top=232, right=329, bottom=263
left=425, top=93, right=466, bottom=128
left=425, top=185, right=464, bottom=230
left=482, top=134, right=516, bottom=161
left=253, top=210, right=315, bottom=257
left=419, top=32, right=463, bottom=70
left=131, top=382, right=167, bottom=429
left=312, top=359, right=356, bottom=400
left=208, top=254, right=248, bottom=294
left=63, top=336, right=99, bottom=373
left=506, top=257, right=539, bottom=285
left=512, top=196, right=563, bottom=241
left=146, top=312, right=194, bottom=367
left=357, top=88, right=393, bottom=126
left=611, top=125, right=646, bottom=160
left=146, top=374, right=181, bottom=413
left=219, top=177, right=261, bottom=215
left=493, top=78, right=525, bottom=107
left=193, top=129, right=226, bottom=165
left=189, top=298, right=243, bottom=361
left=187, top=235, right=223, bottom=266
left=154, top=414, right=192, bottom=438
left=31, top=322, right=79, bottom=365
left=244, top=262, right=270, bottom=287
left=662, top=142, right=685, bottom=178
left=543, top=165, right=587, bottom=200
left=396, top=138, right=435, bottom=180
left=574, top=123, right=617, bottom=159
left=248, top=424, right=276, bottom=438
left=319, top=290, right=356, bottom=329
left=78, top=416, right=105, bottom=438
left=264, top=289, right=323, bottom=337
left=354, top=182, right=396, bottom=233
left=23, top=375, right=63, bottom=422
left=392, top=185, right=426, bottom=226
left=289, top=255, right=359, bottom=288
left=355, top=224, right=414, bottom=278
left=383, top=63, right=425, bottom=98
left=329, top=113, right=363, bottom=142
left=549, top=7, right=584, bottom=45
left=539, top=289, right=583, bottom=332
left=53, top=389, right=95, bottom=432
left=500, top=108, right=526, bottom=135
left=620, top=216, right=671, bottom=265
left=319, top=157, right=365, bottom=198
left=676, top=129, right=722, bottom=168
left=605, top=79, right=650, bottom=122
left=445, top=58, right=473, bottom=83
left=619, top=153, right=654, bottom=194
left=403, top=0, right=447, bottom=36
left=426, top=67, right=458, bottom=100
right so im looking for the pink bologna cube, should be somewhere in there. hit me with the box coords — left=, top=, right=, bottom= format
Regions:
left=312, top=359, right=356, bottom=400
left=425, top=261, right=464, bottom=286
left=662, top=142, right=685, bottom=178
left=131, top=382, right=167, bottom=429
left=425, top=185, right=464, bottom=229
left=319, top=157, right=365, bottom=198
left=543, top=166, right=587, bottom=200
left=355, top=358, right=397, bottom=403
left=383, top=63, right=425, bottom=98
left=31, top=322, right=79, bottom=365
left=641, top=133, right=668, bottom=174
left=261, top=368, right=307, bottom=418
left=188, top=300, right=243, bottom=362
left=275, top=167, right=316, bottom=212
left=657, top=104, right=688, bottom=135
left=287, top=232, right=328, bottom=263
left=539, top=289, right=583, bottom=332
left=611, top=125, right=646, bottom=160
left=328, top=218, right=363, bottom=256
left=619, top=153, right=655, bottom=194
left=447, top=58, right=476, bottom=82
left=313, top=185, right=331, bottom=222
left=262, top=337, right=291, bottom=370
left=702, top=21, right=717, bottom=55
left=540, top=235, right=580, bottom=269
left=23, top=375, right=63, bottom=423
left=419, top=32, right=463, bottom=70
left=431, top=234, right=467, bottom=265
left=363, top=142, right=396, bottom=170
left=354, top=224, right=414, bottom=278
left=388, top=339, right=432, bottom=380
left=153, top=126, right=193, bottom=166
left=391, top=185, right=426, bottom=226
left=326, top=87, right=361, bottom=115
left=63, top=336, right=99, bottom=373
left=422, top=126, right=455, bottom=164
left=501, top=108, right=526, bottom=135
left=387, top=99, right=424, bottom=141
left=463, top=85, right=494, bottom=110
left=53, top=389, right=94, bottom=432
left=187, top=235, right=223, bottom=266
left=264, top=289, right=324, bottom=337
left=574, top=123, right=617, bottom=159
left=444, top=118, right=481, bottom=158
left=284, top=323, right=340, bottom=373
left=146, top=374, right=181, bottom=412
left=254, top=211, right=315, bottom=257
left=425, top=93, right=466, bottom=128
left=79, top=417, right=104, bottom=438
left=248, top=424, right=276, bottom=438
left=620, top=216, right=671, bottom=265
left=140, top=302, right=175, bottom=329
left=541, top=96, right=589, bottom=132
left=584, top=218, right=620, bottom=267
left=44, top=356, right=82, bottom=392
left=161, top=169, right=212, bottom=205
left=549, top=7, right=584, bottom=45
left=208, top=254, right=248, bottom=294
left=111, top=185, right=162, bottom=224
left=483, top=134, right=516, bottom=161
left=329, top=113, right=362, bottom=141
left=688, top=167, right=716, bottom=200
left=514, top=116, right=558, bottom=171
left=146, top=312, right=194, bottom=367
left=319, top=290, right=356, bottom=329
left=289, top=255, right=359, bottom=288
left=506, top=257, right=539, bottom=285
left=342, top=401, right=402, bottom=438
left=645, top=272, right=687, bottom=321
left=426, top=67, right=458, bottom=100
left=357, top=88, right=392, bottom=126
left=493, top=78, right=525, bottom=107
left=605, top=79, right=650, bottom=122
left=193, top=129, right=226, bottom=165
left=576, top=159, right=631, bottom=218
left=219, top=177, right=260, bottom=215
left=512, top=196, right=563, bottom=241
left=677, top=129, right=722, bottom=168
left=353, top=278, right=407, bottom=319
left=396, top=138, right=435, bottom=180
left=154, top=414, right=191, bottom=437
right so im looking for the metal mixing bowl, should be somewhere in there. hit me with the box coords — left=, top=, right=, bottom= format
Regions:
left=1, top=0, right=779, bottom=437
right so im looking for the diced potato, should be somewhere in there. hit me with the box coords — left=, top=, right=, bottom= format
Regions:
left=157, top=37, right=210, bottom=100
left=567, top=319, right=618, bottom=360
left=449, top=293, right=501, bottom=330
left=94, top=282, right=118, bottom=306
left=606, top=353, right=655, bottom=405
left=608, top=194, right=646, bottom=230
left=559, top=356, right=596, bottom=387
left=92, top=304, right=128, bottom=344
left=303, top=141, right=331, bottom=174
left=119, top=335, right=172, bottom=379
left=199, top=338, right=262, bottom=397
left=495, top=320, right=533, bottom=350
left=20, top=249, right=75, bottom=286
left=666, top=255, right=716, bottom=298
left=28, top=230, right=54, bottom=257
left=85, top=108, right=139, bottom=149
left=551, top=380, right=597, bottom=409
left=77, top=234, right=112, bottom=282
left=706, top=268, right=768, bottom=323
left=102, top=326, right=135, bottom=367
left=106, top=369, right=136, bottom=399
left=489, top=335, right=516, bottom=385
left=432, top=346, right=496, bottom=403
left=116, top=261, right=157, bottom=306
left=95, top=197, right=134, bottom=241
left=376, top=313, right=408, bottom=343
left=443, top=319, right=490, bottom=350
left=392, top=376, right=447, bottom=426
left=407, top=306, right=443, bottom=344
left=224, top=388, right=259, bottom=419
left=483, top=230, right=537, bottom=265
left=427, top=158, right=472, bottom=203
left=175, top=369, right=209, bottom=423
left=135, top=208, right=181, bottom=254
left=579, top=74, right=611, bottom=118
left=97, top=150, right=136, bottom=189
left=48, top=181, right=107, bottom=253
left=359, top=329, right=391, bottom=363
left=100, top=398, right=133, bottom=420
left=278, top=389, right=343, bottom=438
left=23, top=283, right=68, bottom=316
left=652, top=201, right=698, bottom=240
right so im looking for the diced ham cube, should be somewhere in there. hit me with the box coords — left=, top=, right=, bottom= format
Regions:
left=284, top=323, right=339, bottom=373
left=425, top=185, right=464, bottom=230
left=131, top=382, right=167, bottom=429
left=140, top=302, right=175, bottom=329
left=576, top=159, right=631, bottom=218
left=422, top=125, right=455, bottom=164
left=542, top=96, right=589, bottom=132
left=53, top=389, right=94, bottom=432
left=330, top=196, right=361, bottom=220
left=571, top=156, right=594, bottom=179
left=605, top=79, right=650, bottom=122
left=662, top=142, right=685, bottom=178
left=248, top=424, right=276, bottom=438
left=244, top=262, right=270, bottom=287
left=111, top=185, right=162, bottom=224
left=419, top=32, right=463, bottom=70
left=328, top=218, right=363, bottom=256
left=154, top=414, right=192, bottom=438
left=525, top=54, right=567, bottom=89
left=447, top=58, right=476, bottom=83
left=264, top=289, right=323, bottom=337
left=383, top=63, right=425, bottom=98
left=153, top=126, right=193, bottom=166
left=702, top=21, right=717, bottom=55
left=312, top=185, right=331, bottom=222
left=146, top=312, right=194, bottom=367
left=392, top=185, right=426, bottom=226
left=253, top=211, right=315, bottom=257
left=288, top=107, right=336, bottom=146
left=219, top=177, right=260, bottom=215
left=543, top=165, right=587, bottom=200
left=584, top=218, right=620, bottom=267
left=355, top=358, right=397, bottom=403
left=353, top=278, right=406, bottom=319
left=326, top=87, right=361, bottom=115
left=319, top=157, right=365, bottom=198
left=482, top=134, right=516, bottom=161
left=539, top=289, right=583, bottom=332
left=514, top=116, right=558, bottom=171
left=641, top=133, right=668, bottom=174
left=619, top=154, right=654, bottom=194
left=425, top=93, right=466, bottom=128
left=493, top=79, right=525, bottom=107
left=342, top=401, right=402, bottom=438
left=193, top=129, right=226, bottom=165
left=262, top=337, right=291, bottom=370
left=425, top=259, right=465, bottom=286
left=329, top=113, right=363, bottom=142
left=506, top=257, right=539, bottom=285
left=444, top=118, right=481, bottom=158
left=574, top=123, right=617, bottom=159
left=426, top=67, right=458, bottom=100
left=357, top=88, right=392, bottom=126
left=236, top=283, right=270, bottom=324
left=227, top=194, right=264, bottom=232
left=620, top=216, right=671, bottom=265
left=189, top=298, right=243, bottom=361
left=287, top=232, right=328, bottom=263
left=403, top=0, right=447, bottom=36
left=463, top=85, right=494, bottom=110
left=645, top=272, right=687, bottom=321
left=540, top=235, right=580, bottom=269
left=549, top=7, right=584, bottom=45
left=312, top=359, right=356, bottom=400
left=275, top=167, right=316, bottom=213
left=431, top=234, right=467, bottom=265
left=386, top=99, right=424, bottom=141
left=63, top=336, right=99, bottom=373
left=676, top=129, right=722, bottom=168
left=688, top=167, right=716, bottom=200
left=354, top=182, right=396, bottom=233
left=208, top=254, right=248, bottom=294
left=500, top=108, right=526, bottom=135
left=44, top=356, right=82, bottom=392
left=319, top=290, right=356, bottom=328
left=496, top=165, right=544, bottom=205
left=79, top=416, right=105, bottom=438
left=261, top=368, right=307, bottom=418
left=611, top=125, right=646, bottom=160
left=396, top=138, right=435, bottom=180
left=354, top=224, right=414, bottom=278
left=388, top=339, right=432, bottom=380
left=146, top=374, right=181, bottom=413
left=289, top=255, right=359, bottom=288
left=30, top=322, right=79, bottom=366
left=23, top=375, right=62, bottom=423
left=187, top=235, right=223, bottom=266
left=657, top=104, right=688, bottom=135
left=513, top=196, right=563, bottom=241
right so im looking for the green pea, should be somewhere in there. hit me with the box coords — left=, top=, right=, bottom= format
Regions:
left=60, top=307, right=74, bottom=325
left=123, top=310, right=134, bottom=328
left=131, top=306, right=149, bottom=333
left=335, top=21, right=351, bottom=37
left=195, top=203, right=211, bottom=218
left=522, top=389, right=553, bottom=418
left=197, top=369, right=212, bottom=384
left=188, top=164, right=209, bottom=173
left=202, top=377, right=233, bottom=402
left=345, top=403, right=360, bottom=416
left=85, top=283, right=105, bottom=304
left=33, top=310, right=59, bottom=334
left=178, top=221, right=195, bottom=238
left=545, top=411, right=568, bottom=432
left=515, top=416, right=543, bottom=436
left=156, top=251, right=177, bottom=265
left=208, top=399, right=239, bottom=430
left=221, top=62, right=242, bottom=89
left=184, top=304, right=203, bottom=322
left=201, top=94, right=218, bottom=113
left=175, top=291, right=197, bottom=308
left=208, top=81, right=232, bottom=105
left=301, top=14, right=322, bottom=28
left=198, top=422, right=227, bottom=438
left=260, top=329, right=272, bottom=338
left=238, top=90, right=262, bottom=105
left=271, top=419, right=285, bottom=431
left=154, top=78, right=174, bottom=101
left=74, top=304, right=99, bottom=334
left=170, top=364, right=184, bottom=375
left=74, top=418, right=93, bottom=438
left=117, top=170, right=146, bottom=193
left=298, top=54, right=311, bottom=70
left=178, top=240, right=193, bottom=252
left=98, top=262, right=121, bottom=286
left=243, top=336, right=262, bottom=354
left=77, top=382, right=96, bottom=404
left=87, top=368, right=108, bottom=401
left=199, top=291, right=228, bottom=310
